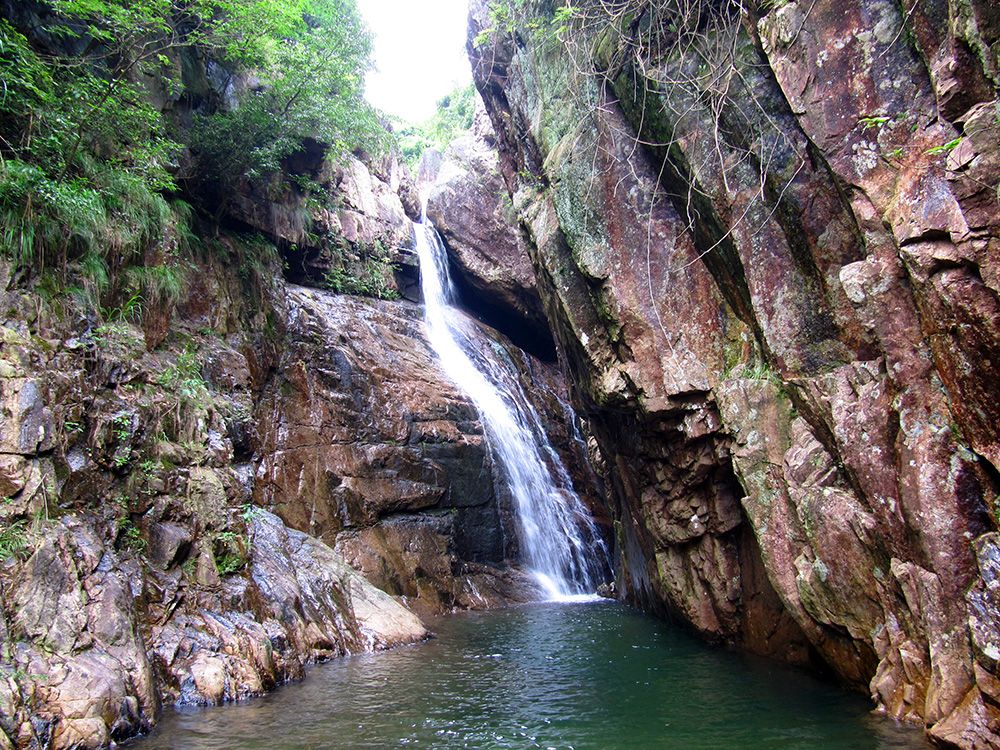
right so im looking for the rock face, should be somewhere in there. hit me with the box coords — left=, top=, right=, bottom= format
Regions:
left=255, top=285, right=542, bottom=617
left=467, top=0, right=999, bottom=744
left=0, top=511, right=424, bottom=750
left=425, top=109, right=553, bottom=356
left=228, top=146, right=416, bottom=296
left=0, top=242, right=433, bottom=750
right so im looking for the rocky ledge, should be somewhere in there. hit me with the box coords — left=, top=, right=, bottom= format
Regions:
left=0, top=510, right=425, bottom=750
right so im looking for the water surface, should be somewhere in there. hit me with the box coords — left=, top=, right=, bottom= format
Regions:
left=139, top=601, right=928, bottom=749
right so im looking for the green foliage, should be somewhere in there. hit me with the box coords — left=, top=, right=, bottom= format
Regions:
left=398, top=82, right=478, bottom=168
left=0, top=159, right=104, bottom=270
left=737, top=360, right=782, bottom=386
left=112, top=492, right=144, bottom=551
left=927, top=137, right=963, bottom=155
left=322, top=266, right=397, bottom=299
left=1, top=0, right=382, bottom=286
left=111, top=414, right=132, bottom=441
left=858, top=115, right=891, bottom=130
left=474, top=0, right=526, bottom=46
left=473, top=1, right=578, bottom=49
left=88, top=318, right=145, bottom=361
left=101, top=291, right=144, bottom=324
left=116, top=516, right=146, bottom=553
left=0, top=519, right=29, bottom=560
left=107, top=415, right=135, bottom=469
left=156, top=343, right=208, bottom=402
left=0, top=17, right=176, bottom=185
left=125, top=261, right=185, bottom=307
left=551, top=4, right=580, bottom=37
left=0, top=153, right=171, bottom=289
left=229, top=232, right=282, bottom=312
left=240, top=503, right=264, bottom=524
left=322, top=243, right=399, bottom=300
left=213, top=530, right=248, bottom=575
left=190, top=0, right=385, bottom=189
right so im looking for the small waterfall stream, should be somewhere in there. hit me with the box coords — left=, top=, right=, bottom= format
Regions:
left=412, top=215, right=607, bottom=599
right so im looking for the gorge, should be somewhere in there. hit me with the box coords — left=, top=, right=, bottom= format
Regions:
left=0, top=0, right=998, bottom=748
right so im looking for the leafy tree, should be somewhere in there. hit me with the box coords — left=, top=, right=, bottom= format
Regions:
left=398, top=82, right=478, bottom=168
left=190, top=0, right=386, bottom=190
left=0, top=0, right=383, bottom=281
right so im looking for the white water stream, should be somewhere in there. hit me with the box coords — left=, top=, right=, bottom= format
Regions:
left=413, top=215, right=607, bottom=599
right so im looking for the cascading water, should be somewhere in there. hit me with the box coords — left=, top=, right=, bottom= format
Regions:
left=413, top=214, right=608, bottom=599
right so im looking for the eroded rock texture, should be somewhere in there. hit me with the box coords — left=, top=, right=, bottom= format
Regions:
left=465, top=0, right=1000, bottom=744
left=255, top=286, right=544, bottom=617
left=0, top=243, right=435, bottom=749
left=0, top=113, right=555, bottom=749
left=425, top=109, right=552, bottom=355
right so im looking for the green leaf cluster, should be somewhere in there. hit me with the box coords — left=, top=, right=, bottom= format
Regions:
left=0, top=519, right=29, bottom=560
left=157, top=343, right=209, bottom=403
left=0, top=0, right=383, bottom=285
left=323, top=261, right=399, bottom=300
left=473, top=1, right=578, bottom=49
left=191, top=0, right=386, bottom=188
left=398, top=82, right=478, bottom=168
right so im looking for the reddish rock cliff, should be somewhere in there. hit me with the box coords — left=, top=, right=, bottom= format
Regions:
left=463, top=0, right=1000, bottom=744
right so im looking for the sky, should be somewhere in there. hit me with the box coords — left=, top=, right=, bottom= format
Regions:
left=356, top=0, right=473, bottom=124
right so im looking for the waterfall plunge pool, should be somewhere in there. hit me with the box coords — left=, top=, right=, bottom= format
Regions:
left=136, top=600, right=929, bottom=749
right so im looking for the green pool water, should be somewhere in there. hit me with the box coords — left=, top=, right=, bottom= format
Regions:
left=137, top=600, right=930, bottom=749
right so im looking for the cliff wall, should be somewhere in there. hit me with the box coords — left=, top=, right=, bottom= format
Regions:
left=461, top=0, right=1000, bottom=744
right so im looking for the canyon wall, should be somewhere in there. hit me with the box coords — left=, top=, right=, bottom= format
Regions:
left=0, top=14, right=582, bottom=747
left=455, top=0, right=1000, bottom=745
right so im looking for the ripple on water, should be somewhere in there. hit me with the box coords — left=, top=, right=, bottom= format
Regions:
left=136, top=601, right=930, bottom=750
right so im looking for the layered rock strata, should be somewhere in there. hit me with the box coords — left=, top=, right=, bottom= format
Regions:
left=462, top=0, right=1000, bottom=744
left=0, top=133, right=563, bottom=750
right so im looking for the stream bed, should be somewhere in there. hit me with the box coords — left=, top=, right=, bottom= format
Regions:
left=138, top=600, right=929, bottom=749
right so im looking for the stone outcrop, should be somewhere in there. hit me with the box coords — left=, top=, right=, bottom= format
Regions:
left=467, top=0, right=1000, bottom=744
left=0, top=511, right=424, bottom=750
left=228, top=146, right=416, bottom=295
left=254, top=285, right=542, bottom=618
left=425, top=109, right=551, bottom=354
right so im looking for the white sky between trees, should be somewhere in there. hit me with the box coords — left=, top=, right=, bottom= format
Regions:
left=357, top=0, right=473, bottom=123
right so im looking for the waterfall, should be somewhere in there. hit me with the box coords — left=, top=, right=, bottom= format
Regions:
left=412, top=215, right=608, bottom=599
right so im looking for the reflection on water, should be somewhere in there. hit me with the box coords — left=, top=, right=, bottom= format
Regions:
left=137, top=601, right=929, bottom=750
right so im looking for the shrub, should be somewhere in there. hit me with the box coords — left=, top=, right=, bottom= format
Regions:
left=0, top=0, right=383, bottom=280
left=190, top=0, right=387, bottom=191
left=398, top=82, right=479, bottom=168
left=0, top=519, right=29, bottom=560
